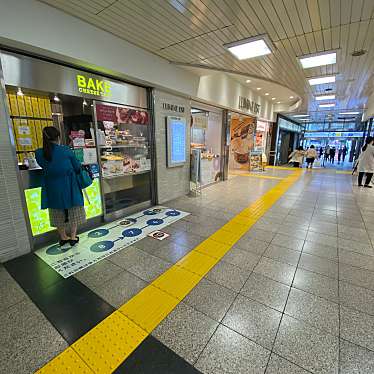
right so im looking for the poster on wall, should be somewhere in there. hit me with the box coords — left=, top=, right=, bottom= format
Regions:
left=166, top=116, right=187, bottom=167
left=229, top=114, right=256, bottom=170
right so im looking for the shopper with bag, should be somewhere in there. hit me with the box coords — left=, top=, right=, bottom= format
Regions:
left=357, top=136, right=374, bottom=188
left=36, top=126, right=90, bottom=246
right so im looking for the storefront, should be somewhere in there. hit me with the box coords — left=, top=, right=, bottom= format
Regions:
left=190, top=102, right=223, bottom=187
left=0, top=51, right=155, bottom=248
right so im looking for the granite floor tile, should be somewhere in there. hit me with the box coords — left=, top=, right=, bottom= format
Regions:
left=0, top=319, right=68, bottom=373
left=254, top=257, right=296, bottom=286
left=223, top=295, right=282, bottom=350
left=306, top=231, right=338, bottom=247
left=94, top=270, right=147, bottom=309
left=276, top=226, right=308, bottom=240
left=240, top=272, right=290, bottom=312
left=338, top=248, right=374, bottom=271
left=0, top=273, right=27, bottom=313
left=206, top=261, right=249, bottom=292
left=183, top=278, right=236, bottom=322
left=108, top=246, right=171, bottom=282
left=339, top=281, right=374, bottom=315
left=74, top=259, right=123, bottom=289
left=293, top=268, right=339, bottom=302
left=285, top=288, right=339, bottom=336
left=309, top=222, right=338, bottom=236
left=339, top=263, right=374, bottom=291
left=195, top=325, right=270, bottom=374
left=235, top=237, right=270, bottom=255
left=170, top=231, right=204, bottom=250
left=264, top=245, right=301, bottom=266
left=246, top=228, right=276, bottom=243
left=152, top=303, right=218, bottom=364
left=273, top=315, right=339, bottom=374
left=298, top=253, right=338, bottom=279
left=340, top=306, right=374, bottom=351
left=338, top=238, right=374, bottom=256
left=271, top=233, right=305, bottom=252
left=222, top=246, right=261, bottom=271
left=302, top=241, right=338, bottom=261
left=266, top=354, right=310, bottom=374
left=339, top=339, right=374, bottom=374
left=149, top=241, right=191, bottom=264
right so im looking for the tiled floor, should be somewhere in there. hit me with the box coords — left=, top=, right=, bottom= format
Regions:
left=2, top=167, right=374, bottom=373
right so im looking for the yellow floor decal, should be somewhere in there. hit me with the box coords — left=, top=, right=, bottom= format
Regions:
left=231, top=172, right=284, bottom=180
left=37, top=169, right=302, bottom=373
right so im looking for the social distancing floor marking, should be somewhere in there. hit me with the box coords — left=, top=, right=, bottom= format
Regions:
left=37, top=168, right=302, bottom=374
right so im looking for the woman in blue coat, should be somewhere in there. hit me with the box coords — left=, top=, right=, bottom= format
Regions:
left=36, top=126, right=85, bottom=246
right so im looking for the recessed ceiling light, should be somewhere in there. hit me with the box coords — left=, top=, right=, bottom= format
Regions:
left=224, top=36, right=272, bottom=60
left=246, top=79, right=251, bottom=83
left=256, top=87, right=262, bottom=90
left=293, top=114, right=309, bottom=118
left=299, top=51, right=337, bottom=69
left=265, top=93, right=269, bottom=95
left=339, top=111, right=360, bottom=115
left=289, top=96, right=294, bottom=99
left=308, top=76, right=336, bottom=85
left=277, top=101, right=281, bottom=104
left=319, top=103, right=335, bottom=108
left=271, top=97, right=276, bottom=100
left=315, top=94, right=336, bottom=101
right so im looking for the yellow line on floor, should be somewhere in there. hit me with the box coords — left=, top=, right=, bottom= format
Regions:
left=231, top=173, right=284, bottom=180
left=265, top=165, right=297, bottom=171
left=336, top=171, right=352, bottom=174
left=37, top=169, right=302, bottom=374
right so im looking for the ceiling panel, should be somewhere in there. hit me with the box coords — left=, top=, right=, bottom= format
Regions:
left=38, top=0, right=374, bottom=115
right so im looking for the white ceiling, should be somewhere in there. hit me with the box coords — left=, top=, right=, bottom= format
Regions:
left=39, top=0, right=374, bottom=117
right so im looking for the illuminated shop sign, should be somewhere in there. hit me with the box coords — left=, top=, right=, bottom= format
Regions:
left=76, top=75, right=112, bottom=97
left=238, top=96, right=261, bottom=115
left=304, top=131, right=364, bottom=138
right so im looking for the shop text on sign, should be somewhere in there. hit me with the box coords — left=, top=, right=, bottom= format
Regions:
left=76, top=75, right=111, bottom=97
left=162, top=102, right=185, bottom=113
left=238, top=96, right=261, bottom=115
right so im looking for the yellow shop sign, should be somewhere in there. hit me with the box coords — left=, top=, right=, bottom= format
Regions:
left=76, top=74, right=111, bottom=97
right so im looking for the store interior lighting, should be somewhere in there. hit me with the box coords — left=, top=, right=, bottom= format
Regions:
left=83, top=99, right=88, bottom=106
left=17, top=87, right=23, bottom=96
left=319, top=103, right=335, bottom=108
left=53, top=95, right=60, bottom=102
left=339, top=111, right=360, bottom=115
left=293, top=114, right=309, bottom=118
left=315, top=94, right=336, bottom=101
left=225, top=36, right=272, bottom=60
left=308, top=76, right=336, bottom=85
left=299, top=51, right=336, bottom=69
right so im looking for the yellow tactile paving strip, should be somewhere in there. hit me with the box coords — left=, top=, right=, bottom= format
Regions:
left=37, top=168, right=302, bottom=374
left=231, top=172, right=284, bottom=180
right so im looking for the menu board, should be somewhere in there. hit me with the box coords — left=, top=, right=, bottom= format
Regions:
left=166, top=116, right=187, bottom=167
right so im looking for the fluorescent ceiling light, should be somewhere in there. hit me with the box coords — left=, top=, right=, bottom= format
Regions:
left=299, top=52, right=336, bottom=68
left=293, top=114, right=309, bottom=118
left=308, top=76, right=336, bottom=85
left=319, top=103, right=335, bottom=108
left=315, top=94, right=336, bottom=101
left=225, top=36, right=272, bottom=60
left=339, top=111, right=360, bottom=115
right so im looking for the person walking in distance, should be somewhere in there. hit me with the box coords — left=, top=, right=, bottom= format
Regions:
left=338, top=148, right=343, bottom=164
left=319, top=147, right=324, bottom=159
left=35, top=126, right=86, bottom=246
left=357, top=136, right=374, bottom=188
left=324, top=146, right=330, bottom=163
left=289, top=146, right=305, bottom=168
left=342, top=146, right=348, bottom=162
left=330, top=147, right=336, bottom=164
left=305, top=145, right=318, bottom=169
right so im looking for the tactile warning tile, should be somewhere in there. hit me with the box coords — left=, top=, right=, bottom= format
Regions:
left=194, top=238, right=232, bottom=259
left=210, top=229, right=243, bottom=245
left=176, top=250, right=217, bottom=276
left=36, top=347, right=93, bottom=374
left=119, top=285, right=179, bottom=333
left=72, top=311, right=147, bottom=373
left=222, top=221, right=251, bottom=236
left=152, top=266, right=201, bottom=300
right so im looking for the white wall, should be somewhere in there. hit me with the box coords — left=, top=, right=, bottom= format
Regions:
left=363, top=92, right=374, bottom=121
left=0, top=0, right=199, bottom=97
left=196, top=73, right=275, bottom=121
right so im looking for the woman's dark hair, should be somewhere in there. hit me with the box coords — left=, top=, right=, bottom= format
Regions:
left=362, top=136, right=374, bottom=152
left=297, top=146, right=304, bottom=151
left=43, top=126, right=60, bottom=161
left=310, top=145, right=315, bottom=149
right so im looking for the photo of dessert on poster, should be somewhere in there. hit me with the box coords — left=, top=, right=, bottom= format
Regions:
left=229, top=115, right=256, bottom=169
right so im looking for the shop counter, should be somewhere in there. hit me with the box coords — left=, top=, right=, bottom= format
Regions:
left=20, top=169, right=102, bottom=236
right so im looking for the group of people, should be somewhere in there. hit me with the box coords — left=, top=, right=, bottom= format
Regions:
left=289, top=145, right=318, bottom=169
left=320, top=145, right=347, bottom=164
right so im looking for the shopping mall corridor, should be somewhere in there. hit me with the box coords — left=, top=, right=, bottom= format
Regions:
left=2, top=166, right=374, bottom=374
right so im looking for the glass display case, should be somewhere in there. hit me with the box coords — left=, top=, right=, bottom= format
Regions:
left=94, top=102, right=152, bottom=217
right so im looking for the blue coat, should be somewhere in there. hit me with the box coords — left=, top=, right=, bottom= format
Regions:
left=35, top=144, right=84, bottom=210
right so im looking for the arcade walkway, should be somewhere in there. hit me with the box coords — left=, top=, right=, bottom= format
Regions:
left=1, top=167, right=374, bottom=374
